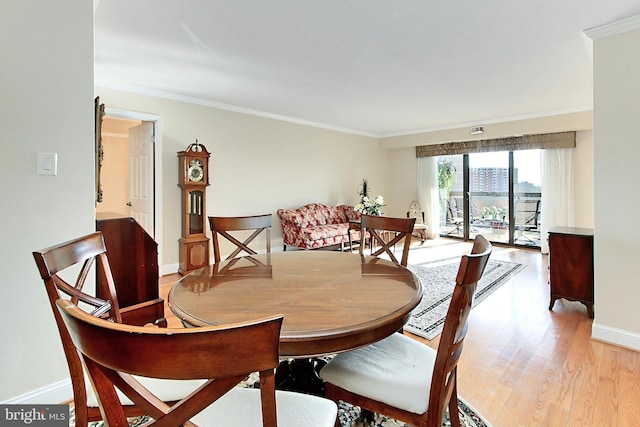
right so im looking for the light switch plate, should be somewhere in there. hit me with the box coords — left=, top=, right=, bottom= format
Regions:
left=37, top=152, right=58, bottom=176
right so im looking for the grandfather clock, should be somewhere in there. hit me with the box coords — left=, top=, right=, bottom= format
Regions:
left=178, top=141, right=211, bottom=275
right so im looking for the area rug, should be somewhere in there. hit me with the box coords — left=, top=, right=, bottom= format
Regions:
left=337, top=397, right=491, bottom=426
left=404, top=258, right=525, bottom=340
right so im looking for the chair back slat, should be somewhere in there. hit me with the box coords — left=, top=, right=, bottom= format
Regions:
left=407, top=200, right=425, bottom=224
left=429, top=235, right=491, bottom=423
left=320, top=234, right=491, bottom=427
left=57, top=299, right=284, bottom=426
left=359, top=214, right=415, bottom=266
left=209, top=214, right=272, bottom=263
left=32, top=232, right=123, bottom=426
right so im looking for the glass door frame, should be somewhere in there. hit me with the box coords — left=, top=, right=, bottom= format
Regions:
left=443, top=152, right=541, bottom=248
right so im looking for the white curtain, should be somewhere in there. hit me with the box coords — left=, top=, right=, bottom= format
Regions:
left=540, top=148, right=575, bottom=253
left=417, top=157, right=440, bottom=238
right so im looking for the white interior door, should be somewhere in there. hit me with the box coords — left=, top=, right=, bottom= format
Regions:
left=129, top=122, right=155, bottom=238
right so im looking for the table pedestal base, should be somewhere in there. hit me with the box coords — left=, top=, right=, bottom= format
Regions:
left=275, top=358, right=327, bottom=396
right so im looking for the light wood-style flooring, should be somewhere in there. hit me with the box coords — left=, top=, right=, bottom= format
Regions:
left=159, top=238, right=640, bottom=427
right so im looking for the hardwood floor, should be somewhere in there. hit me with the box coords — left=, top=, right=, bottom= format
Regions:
left=159, top=238, right=640, bottom=426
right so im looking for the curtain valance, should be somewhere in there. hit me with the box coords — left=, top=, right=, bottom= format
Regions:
left=415, top=131, right=576, bottom=157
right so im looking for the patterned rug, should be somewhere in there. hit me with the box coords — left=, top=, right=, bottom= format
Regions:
left=404, top=258, right=525, bottom=340
left=78, top=397, right=490, bottom=427
left=336, top=397, right=491, bottom=426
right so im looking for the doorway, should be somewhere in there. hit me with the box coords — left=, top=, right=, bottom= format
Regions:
left=97, top=116, right=142, bottom=218
left=95, top=108, right=164, bottom=266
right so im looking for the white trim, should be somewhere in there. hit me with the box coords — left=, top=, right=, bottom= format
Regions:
left=161, top=262, right=180, bottom=276
left=584, top=14, right=640, bottom=40
left=96, top=80, right=379, bottom=138
left=1, top=380, right=71, bottom=405
left=592, top=322, right=640, bottom=352
left=102, top=108, right=163, bottom=271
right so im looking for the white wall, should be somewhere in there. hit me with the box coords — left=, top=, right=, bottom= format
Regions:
left=592, top=27, right=640, bottom=347
left=0, top=0, right=95, bottom=401
left=574, top=130, right=595, bottom=228
left=386, top=146, right=418, bottom=218
left=95, top=88, right=387, bottom=271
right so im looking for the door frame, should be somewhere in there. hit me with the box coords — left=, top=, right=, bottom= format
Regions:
left=104, top=107, right=164, bottom=271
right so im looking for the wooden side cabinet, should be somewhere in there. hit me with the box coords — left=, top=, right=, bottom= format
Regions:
left=96, top=213, right=166, bottom=326
left=548, top=226, right=594, bottom=318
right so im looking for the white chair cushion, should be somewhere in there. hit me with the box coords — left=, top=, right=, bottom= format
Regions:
left=86, top=376, right=207, bottom=407
left=192, top=386, right=338, bottom=427
left=319, top=332, right=436, bottom=415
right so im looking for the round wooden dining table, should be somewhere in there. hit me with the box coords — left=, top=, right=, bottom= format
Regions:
left=168, top=250, right=423, bottom=359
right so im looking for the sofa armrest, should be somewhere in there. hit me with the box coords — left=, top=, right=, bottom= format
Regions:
left=338, top=204, right=361, bottom=222
left=277, top=209, right=305, bottom=228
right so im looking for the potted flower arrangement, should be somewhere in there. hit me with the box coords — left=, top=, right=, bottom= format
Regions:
left=356, top=179, right=385, bottom=215
left=356, top=195, right=385, bottom=216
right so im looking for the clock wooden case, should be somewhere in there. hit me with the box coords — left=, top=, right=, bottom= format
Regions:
left=178, top=142, right=211, bottom=275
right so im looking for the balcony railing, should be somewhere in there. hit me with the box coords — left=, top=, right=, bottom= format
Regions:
left=441, top=192, right=541, bottom=247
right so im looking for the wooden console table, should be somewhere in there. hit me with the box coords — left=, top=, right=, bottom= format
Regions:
left=548, top=226, right=594, bottom=318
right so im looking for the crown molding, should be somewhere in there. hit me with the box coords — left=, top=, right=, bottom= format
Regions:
left=584, top=14, right=640, bottom=40
left=95, top=80, right=379, bottom=138
left=380, top=106, right=593, bottom=139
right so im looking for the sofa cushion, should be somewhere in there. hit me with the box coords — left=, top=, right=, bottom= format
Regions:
left=301, top=223, right=350, bottom=242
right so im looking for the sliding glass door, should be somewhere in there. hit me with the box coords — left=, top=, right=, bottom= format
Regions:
left=512, top=150, right=541, bottom=246
left=468, top=152, right=510, bottom=244
left=438, top=149, right=541, bottom=247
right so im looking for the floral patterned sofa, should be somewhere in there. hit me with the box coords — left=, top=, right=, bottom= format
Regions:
left=277, top=203, right=364, bottom=250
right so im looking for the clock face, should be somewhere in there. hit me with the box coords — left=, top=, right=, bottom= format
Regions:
left=188, top=160, right=204, bottom=182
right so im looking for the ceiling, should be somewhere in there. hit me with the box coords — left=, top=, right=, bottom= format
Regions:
left=94, top=1, right=640, bottom=137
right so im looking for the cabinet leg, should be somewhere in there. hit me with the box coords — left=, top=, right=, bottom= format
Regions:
left=586, top=303, right=594, bottom=319
left=549, top=297, right=556, bottom=311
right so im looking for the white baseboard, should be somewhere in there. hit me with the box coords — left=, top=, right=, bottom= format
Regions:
left=1, top=379, right=71, bottom=405
left=161, top=262, right=180, bottom=276
left=592, top=322, right=640, bottom=352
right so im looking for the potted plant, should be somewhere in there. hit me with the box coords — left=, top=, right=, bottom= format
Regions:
left=438, top=160, right=457, bottom=201
left=438, top=160, right=457, bottom=222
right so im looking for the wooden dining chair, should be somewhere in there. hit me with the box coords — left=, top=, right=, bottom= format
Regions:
left=359, top=214, right=416, bottom=266
left=32, top=232, right=203, bottom=426
left=56, top=299, right=338, bottom=426
left=320, top=235, right=492, bottom=427
left=209, top=213, right=272, bottom=263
